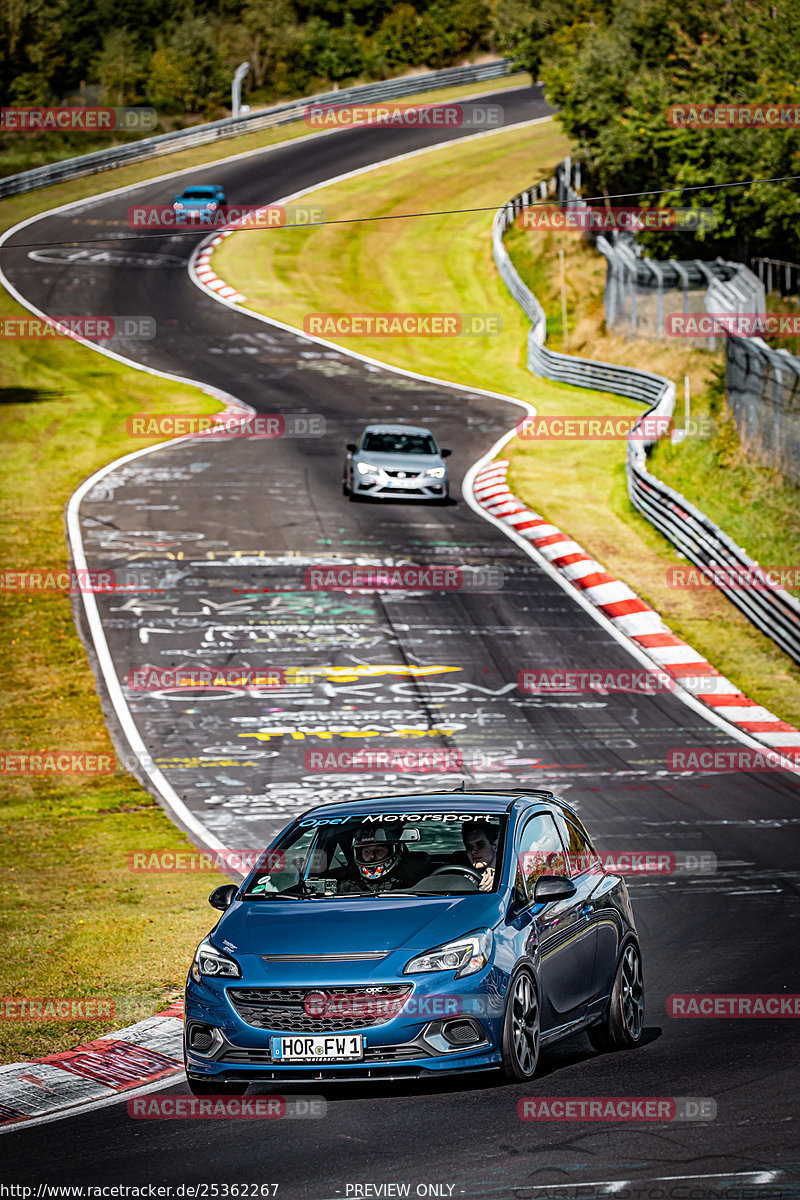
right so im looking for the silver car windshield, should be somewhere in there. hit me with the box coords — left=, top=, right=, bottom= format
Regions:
left=362, top=433, right=437, bottom=455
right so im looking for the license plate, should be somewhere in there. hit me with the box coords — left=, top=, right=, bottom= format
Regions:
left=270, top=1034, right=363, bottom=1062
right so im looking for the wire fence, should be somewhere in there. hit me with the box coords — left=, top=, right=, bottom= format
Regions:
left=492, top=160, right=800, bottom=664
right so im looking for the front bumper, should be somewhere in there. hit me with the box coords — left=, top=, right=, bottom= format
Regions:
left=352, top=474, right=448, bottom=500
left=185, top=972, right=504, bottom=1082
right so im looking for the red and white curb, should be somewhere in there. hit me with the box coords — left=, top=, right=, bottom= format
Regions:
left=0, top=1002, right=184, bottom=1129
left=474, top=459, right=800, bottom=762
left=194, top=231, right=246, bottom=303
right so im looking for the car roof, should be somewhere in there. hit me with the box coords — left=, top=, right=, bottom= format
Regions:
left=299, top=788, right=581, bottom=821
left=360, top=424, right=434, bottom=437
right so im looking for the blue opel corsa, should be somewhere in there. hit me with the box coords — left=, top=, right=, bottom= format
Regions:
left=184, top=789, right=645, bottom=1091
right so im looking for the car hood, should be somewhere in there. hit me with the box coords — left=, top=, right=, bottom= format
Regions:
left=214, top=894, right=501, bottom=959
left=355, top=452, right=444, bottom=472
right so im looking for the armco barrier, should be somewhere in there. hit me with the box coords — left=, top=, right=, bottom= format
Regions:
left=0, top=60, right=517, bottom=200
left=493, top=165, right=800, bottom=665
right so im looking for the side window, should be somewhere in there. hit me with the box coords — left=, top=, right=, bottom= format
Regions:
left=515, top=813, right=566, bottom=900
left=555, top=814, right=599, bottom=877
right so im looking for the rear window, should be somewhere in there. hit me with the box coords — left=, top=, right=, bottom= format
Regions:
left=362, top=432, right=437, bottom=455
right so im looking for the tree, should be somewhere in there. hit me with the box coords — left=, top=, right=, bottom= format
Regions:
left=93, top=29, right=144, bottom=105
left=146, top=17, right=228, bottom=115
left=318, top=12, right=365, bottom=83
left=242, top=0, right=299, bottom=89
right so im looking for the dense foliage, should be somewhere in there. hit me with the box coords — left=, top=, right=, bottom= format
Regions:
left=501, top=0, right=800, bottom=260
left=0, top=0, right=493, bottom=114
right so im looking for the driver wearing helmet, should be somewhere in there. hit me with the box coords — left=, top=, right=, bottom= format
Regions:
left=337, top=826, right=430, bottom=894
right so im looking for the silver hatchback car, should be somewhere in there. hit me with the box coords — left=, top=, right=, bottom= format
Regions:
left=343, top=424, right=451, bottom=502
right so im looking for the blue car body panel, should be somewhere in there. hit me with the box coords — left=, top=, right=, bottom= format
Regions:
left=184, top=791, right=640, bottom=1082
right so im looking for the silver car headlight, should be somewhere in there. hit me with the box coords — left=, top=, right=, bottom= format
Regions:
left=191, top=938, right=241, bottom=983
left=424, top=467, right=446, bottom=479
left=357, top=462, right=380, bottom=475
left=404, top=929, right=493, bottom=978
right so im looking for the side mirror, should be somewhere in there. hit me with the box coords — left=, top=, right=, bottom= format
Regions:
left=346, top=442, right=357, bottom=453
left=209, top=884, right=238, bottom=911
left=533, top=875, right=577, bottom=903
left=440, top=448, right=452, bottom=458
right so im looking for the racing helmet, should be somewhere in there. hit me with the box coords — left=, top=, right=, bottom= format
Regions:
left=352, top=826, right=403, bottom=882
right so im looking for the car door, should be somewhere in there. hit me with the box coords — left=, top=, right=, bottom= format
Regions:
left=515, top=812, right=599, bottom=1027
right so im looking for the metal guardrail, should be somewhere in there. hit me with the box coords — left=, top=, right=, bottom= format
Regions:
left=753, top=256, right=800, bottom=296
left=0, top=60, right=518, bottom=200
left=492, top=164, right=800, bottom=665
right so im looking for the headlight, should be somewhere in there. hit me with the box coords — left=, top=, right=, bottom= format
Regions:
left=174, top=202, right=184, bottom=209
left=404, top=929, right=492, bottom=978
left=357, top=461, right=380, bottom=475
left=425, top=467, right=446, bottom=478
left=191, top=938, right=240, bottom=983
left=207, top=202, right=218, bottom=210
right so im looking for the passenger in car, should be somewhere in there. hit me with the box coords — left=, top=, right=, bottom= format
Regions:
left=448, top=820, right=500, bottom=892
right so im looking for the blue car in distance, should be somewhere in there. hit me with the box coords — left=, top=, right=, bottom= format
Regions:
left=184, top=789, right=645, bottom=1092
left=172, top=184, right=226, bottom=221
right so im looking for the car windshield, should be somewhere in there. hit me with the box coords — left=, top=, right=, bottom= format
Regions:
left=183, top=188, right=217, bottom=199
left=242, top=812, right=507, bottom=900
left=361, top=432, right=437, bottom=455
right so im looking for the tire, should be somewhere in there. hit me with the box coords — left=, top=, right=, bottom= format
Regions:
left=501, top=968, right=540, bottom=1082
left=186, top=1074, right=249, bottom=1096
left=588, top=940, right=644, bottom=1053
left=342, top=480, right=351, bottom=496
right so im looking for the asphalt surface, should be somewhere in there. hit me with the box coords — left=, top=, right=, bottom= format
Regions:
left=2, top=84, right=799, bottom=1197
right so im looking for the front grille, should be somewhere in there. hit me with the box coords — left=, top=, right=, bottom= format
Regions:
left=377, top=486, right=421, bottom=494
left=383, top=470, right=420, bottom=479
left=227, top=985, right=413, bottom=1032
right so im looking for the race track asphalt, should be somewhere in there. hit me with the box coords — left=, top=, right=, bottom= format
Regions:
left=2, top=85, right=799, bottom=1197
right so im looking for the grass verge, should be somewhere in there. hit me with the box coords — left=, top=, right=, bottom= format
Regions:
left=214, top=119, right=800, bottom=726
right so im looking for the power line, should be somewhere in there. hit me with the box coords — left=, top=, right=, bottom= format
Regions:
left=5, top=172, right=800, bottom=252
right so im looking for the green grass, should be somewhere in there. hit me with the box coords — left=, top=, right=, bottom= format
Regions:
left=215, top=118, right=800, bottom=727
left=0, top=69, right=533, bottom=1066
